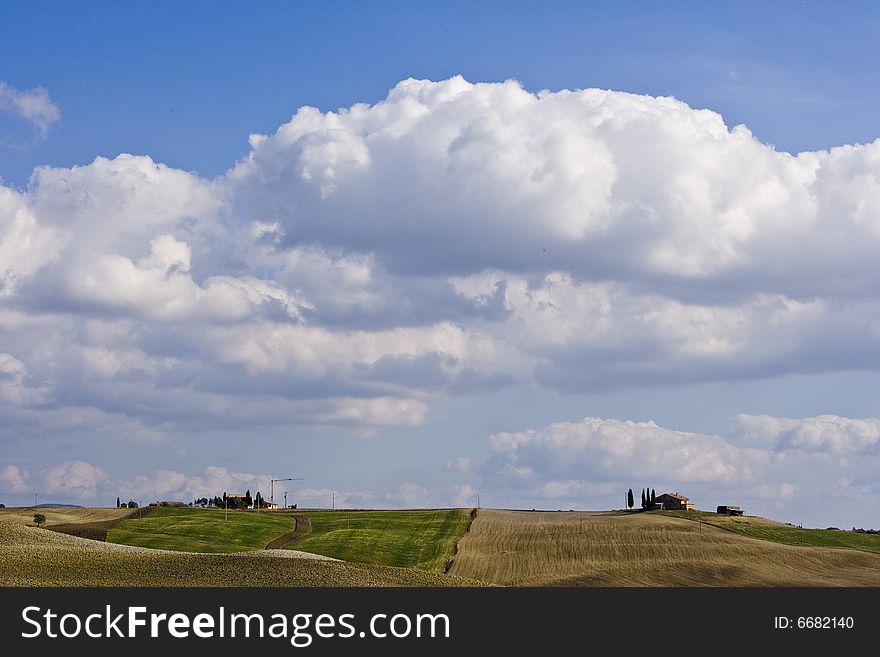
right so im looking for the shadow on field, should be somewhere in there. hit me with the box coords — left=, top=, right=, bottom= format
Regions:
left=46, top=507, right=155, bottom=542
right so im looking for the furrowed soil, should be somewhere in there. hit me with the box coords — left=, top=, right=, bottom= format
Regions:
left=0, top=507, right=135, bottom=526
left=449, top=509, right=880, bottom=586
left=0, top=506, right=149, bottom=541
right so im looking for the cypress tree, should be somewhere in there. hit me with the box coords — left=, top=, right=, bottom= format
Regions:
left=627, top=488, right=634, bottom=509
left=641, top=489, right=646, bottom=509
left=651, top=489, right=656, bottom=507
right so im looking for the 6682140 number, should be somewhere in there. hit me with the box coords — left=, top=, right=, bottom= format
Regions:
left=774, top=616, right=854, bottom=629
left=797, top=617, right=853, bottom=629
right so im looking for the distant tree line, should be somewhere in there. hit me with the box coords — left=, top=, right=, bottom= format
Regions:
left=112, top=490, right=275, bottom=510
left=191, top=490, right=269, bottom=510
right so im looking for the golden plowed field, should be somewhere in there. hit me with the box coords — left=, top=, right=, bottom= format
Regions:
left=449, top=509, right=880, bottom=586
left=0, top=507, right=134, bottom=526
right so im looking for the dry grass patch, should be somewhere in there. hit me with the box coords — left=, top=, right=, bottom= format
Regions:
left=0, top=506, right=152, bottom=541
left=449, top=509, right=880, bottom=586
left=0, top=507, right=134, bottom=527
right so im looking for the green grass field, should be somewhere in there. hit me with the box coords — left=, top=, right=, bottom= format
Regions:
left=104, top=507, right=473, bottom=570
left=106, top=507, right=294, bottom=553
left=662, top=510, right=880, bottom=554
left=288, top=509, right=471, bottom=571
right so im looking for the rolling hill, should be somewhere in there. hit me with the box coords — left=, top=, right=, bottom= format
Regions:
left=105, top=507, right=296, bottom=553
left=5, top=505, right=880, bottom=586
left=0, top=510, right=482, bottom=587
left=283, top=509, right=470, bottom=571
left=448, top=509, right=880, bottom=586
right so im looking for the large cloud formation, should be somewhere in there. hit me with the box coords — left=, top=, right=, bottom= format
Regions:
left=1, top=77, right=880, bottom=444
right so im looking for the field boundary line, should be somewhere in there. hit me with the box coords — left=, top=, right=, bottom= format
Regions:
left=444, top=507, right=477, bottom=574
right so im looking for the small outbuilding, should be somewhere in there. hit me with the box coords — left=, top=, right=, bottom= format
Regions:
left=716, top=505, right=744, bottom=516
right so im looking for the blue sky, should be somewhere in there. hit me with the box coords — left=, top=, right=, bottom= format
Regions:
left=1, top=1, right=879, bottom=527
left=4, top=0, right=879, bottom=185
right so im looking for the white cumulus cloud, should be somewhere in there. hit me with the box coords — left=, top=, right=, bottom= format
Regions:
left=0, top=465, right=30, bottom=493
left=41, top=460, right=109, bottom=498
left=447, top=456, right=474, bottom=473
left=1, top=76, right=880, bottom=446
left=487, top=416, right=764, bottom=485
left=732, top=414, right=880, bottom=454
left=0, top=81, right=60, bottom=138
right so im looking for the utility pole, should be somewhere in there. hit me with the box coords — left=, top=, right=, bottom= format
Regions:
left=34, top=492, right=38, bottom=507
left=270, top=476, right=304, bottom=506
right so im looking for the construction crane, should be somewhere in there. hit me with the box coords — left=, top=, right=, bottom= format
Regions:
left=270, top=476, right=304, bottom=507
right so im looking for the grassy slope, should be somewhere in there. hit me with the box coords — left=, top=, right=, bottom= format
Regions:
left=0, top=521, right=484, bottom=587
left=289, top=509, right=471, bottom=571
left=662, top=510, right=880, bottom=553
left=450, top=509, right=880, bottom=586
left=106, top=507, right=294, bottom=553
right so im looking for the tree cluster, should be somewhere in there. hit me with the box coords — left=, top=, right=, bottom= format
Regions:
left=192, top=490, right=273, bottom=510
left=220, top=489, right=269, bottom=510
left=626, top=487, right=656, bottom=510
left=193, top=497, right=227, bottom=508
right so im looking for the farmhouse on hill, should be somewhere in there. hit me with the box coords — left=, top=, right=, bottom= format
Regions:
left=655, top=492, right=696, bottom=510
left=225, top=493, right=250, bottom=508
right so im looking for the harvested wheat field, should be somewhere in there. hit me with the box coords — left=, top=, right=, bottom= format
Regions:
left=1, top=506, right=152, bottom=541
left=449, top=509, right=880, bottom=586
left=0, top=519, right=485, bottom=587
left=0, top=507, right=134, bottom=526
